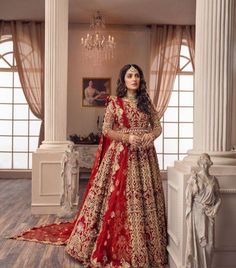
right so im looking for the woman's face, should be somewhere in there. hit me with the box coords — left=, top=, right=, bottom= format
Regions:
left=124, top=68, right=140, bottom=91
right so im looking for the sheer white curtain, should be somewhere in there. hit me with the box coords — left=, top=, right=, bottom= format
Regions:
left=185, top=25, right=195, bottom=71
left=11, top=21, right=45, bottom=146
left=149, top=25, right=184, bottom=118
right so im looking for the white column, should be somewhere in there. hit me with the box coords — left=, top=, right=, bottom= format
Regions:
left=40, top=0, right=70, bottom=150
left=186, top=0, right=236, bottom=165
left=167, top=2, right=236, bottom=267
left=31, top=0, right=70, bottom=214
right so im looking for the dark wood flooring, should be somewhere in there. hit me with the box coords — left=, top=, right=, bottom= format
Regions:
left=0, top=179, right=88, bottom=268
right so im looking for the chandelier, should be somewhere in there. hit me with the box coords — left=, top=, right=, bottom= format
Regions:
left=81, top=11, right=116, bottom=63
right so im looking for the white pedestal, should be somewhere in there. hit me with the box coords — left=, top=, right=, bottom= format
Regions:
left=31, top=150, right=64, bottom=214
left=167, top=161, right=236, bottom=268
left=31, top=144, right=99, bottom=214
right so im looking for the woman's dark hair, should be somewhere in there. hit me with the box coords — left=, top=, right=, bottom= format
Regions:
left=116, top=64, right=153, bottom=115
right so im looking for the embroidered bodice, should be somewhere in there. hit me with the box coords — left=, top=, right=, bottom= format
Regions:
left=102, top=96, right=162, bottom=139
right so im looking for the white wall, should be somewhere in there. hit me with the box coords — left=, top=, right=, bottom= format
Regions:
left=67, top=24, right=150, bottom=137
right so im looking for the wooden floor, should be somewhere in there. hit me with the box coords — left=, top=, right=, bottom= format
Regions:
left=0, top=179, right=170, bottom=268
left=0, top=179, right=88, bottom=268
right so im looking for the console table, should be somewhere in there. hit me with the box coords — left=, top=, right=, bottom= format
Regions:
left=74, top=144, right=98, bottom=179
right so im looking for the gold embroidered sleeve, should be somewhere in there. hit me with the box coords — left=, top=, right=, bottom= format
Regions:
left=102, top=101, right=129, bottom=144
left=150, top=109, right=162, bottom=139
left=102, top=101, right=114, bottom=136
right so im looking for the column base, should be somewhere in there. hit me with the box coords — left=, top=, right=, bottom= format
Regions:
left=31, top=141, right=72, bottom=214
left=31, top=204, right=62, bottom=214
left=37, top=140, right=73, bottom=152
left=184, top=150, right=236, bottom=165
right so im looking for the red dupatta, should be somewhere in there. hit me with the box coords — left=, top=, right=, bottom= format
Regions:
left=89, top=97, right=131, bottom=266
left=12, top=97, right=131, bottom=251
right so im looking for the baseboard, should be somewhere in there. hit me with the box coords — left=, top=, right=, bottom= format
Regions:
left=0, top=170, right=31, bottom=179
left=31, top=203, right=61, bottom=214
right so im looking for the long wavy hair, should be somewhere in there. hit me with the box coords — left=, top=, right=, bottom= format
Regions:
left=116, top=64, right=153, bottom=115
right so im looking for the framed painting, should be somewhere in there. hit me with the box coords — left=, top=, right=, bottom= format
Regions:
left=82, top=77, right=111, bottom=107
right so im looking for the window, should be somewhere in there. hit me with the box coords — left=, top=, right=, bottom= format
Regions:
left=0, top=36, right=41, bottom=169
left=154, top=42, right=194, bottom=170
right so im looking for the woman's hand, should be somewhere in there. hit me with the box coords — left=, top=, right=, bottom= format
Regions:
left=142, top=133, right=155, bottom=148
left=128, top=134, right=142, bottom=147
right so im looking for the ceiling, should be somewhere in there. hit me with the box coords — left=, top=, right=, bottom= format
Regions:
left=0, top=0, right=196, bottom=25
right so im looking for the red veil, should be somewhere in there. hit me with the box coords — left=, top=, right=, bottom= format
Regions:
left=12, top=97, right=130, bottom=247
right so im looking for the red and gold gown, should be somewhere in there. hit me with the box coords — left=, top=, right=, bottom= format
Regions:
left=13, top=96, right=167, bottom=268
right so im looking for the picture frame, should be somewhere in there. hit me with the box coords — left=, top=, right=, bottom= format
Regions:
left=82, top=77, right=111, bottom=107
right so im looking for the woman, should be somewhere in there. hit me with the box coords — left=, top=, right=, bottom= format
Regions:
left=66, top=64, right=167, bottom=267
left=13, top=64, right=167, bottom=268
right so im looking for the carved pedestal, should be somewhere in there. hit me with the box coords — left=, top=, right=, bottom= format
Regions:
left=167, top=161, right=236, bottom=268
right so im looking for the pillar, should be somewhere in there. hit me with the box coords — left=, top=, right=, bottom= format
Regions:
left=32, top=0, right=71, bottom=214
left=167, top=1, right=236, bottom=267
left=186, top=0, right=236, bottom=165
left=41, top=0, right=69, bottom=150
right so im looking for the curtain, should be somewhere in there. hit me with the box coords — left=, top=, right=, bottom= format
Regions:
left=0, top=21, right=4, bottom=38
left=185, top=25, right=195, bottom=71
left=11, top=21, right=44, bottom=146
left=149, top=25, right=183, bottom=118
left=0, top=21, right=12, bottom=40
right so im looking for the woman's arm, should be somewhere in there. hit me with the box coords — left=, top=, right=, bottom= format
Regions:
left=102, top=100, right=129, bottom=144
left=142, top=108, right=162, bottom=147
left=150, top=110, right=162, bottom=139
left=102, top=99, right=141, bottom=146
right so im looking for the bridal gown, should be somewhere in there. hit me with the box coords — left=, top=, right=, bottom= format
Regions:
left=13, top=96, right=167, bottom=268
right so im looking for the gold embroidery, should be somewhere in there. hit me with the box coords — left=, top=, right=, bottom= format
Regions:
left=150, top=109, right=162, bottom=139
left=126, top=146, right=167, bottom=267
left=66, top=96, right=167, bottom=267
left=102, top=100, right=115, bottom=136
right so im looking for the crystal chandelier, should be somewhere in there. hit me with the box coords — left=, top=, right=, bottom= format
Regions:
left=81, top=11, right=116, bottom=63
